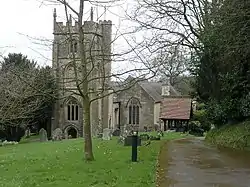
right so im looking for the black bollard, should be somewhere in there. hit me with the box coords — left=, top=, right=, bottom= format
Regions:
left=131, top=133, right=138, bottom=162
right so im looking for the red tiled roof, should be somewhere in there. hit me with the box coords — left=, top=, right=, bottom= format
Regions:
left=160, top=97, right=192, bottom=120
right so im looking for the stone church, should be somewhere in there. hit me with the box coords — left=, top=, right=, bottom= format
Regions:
left=51, top=9, right=193, bottom=138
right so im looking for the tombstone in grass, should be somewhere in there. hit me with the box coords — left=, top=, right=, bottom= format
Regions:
left=39, top=128, right=48, bottom=142
left=24, top=128, right=31, bottom=138
left=52, top=128, right=63, bottom=141
left=102, top=128, right=112, bottom=140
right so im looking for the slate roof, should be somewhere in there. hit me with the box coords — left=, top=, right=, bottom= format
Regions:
left=160, top=96, right=192, bottom=120
left=110, top=80, right=180, bottom=102
left=139, top=82, right=179, bottom=102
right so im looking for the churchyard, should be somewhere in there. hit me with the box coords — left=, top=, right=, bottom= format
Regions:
left=0, top=132, right=183, bottom=187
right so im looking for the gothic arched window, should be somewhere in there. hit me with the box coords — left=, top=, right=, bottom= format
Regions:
left=127, top=98, right=140, bottom=125
left=67, top=99, right=79, bottom=121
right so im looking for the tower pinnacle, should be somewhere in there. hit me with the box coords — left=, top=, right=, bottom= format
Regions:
left=53, top=8, right=57, bottom=19
left=90, top=7, right=94, bottom=21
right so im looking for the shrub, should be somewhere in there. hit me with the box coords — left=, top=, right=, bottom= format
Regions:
left=206, top=121, right=250, bottom=149
left=191, top=107, right=211, bottom=131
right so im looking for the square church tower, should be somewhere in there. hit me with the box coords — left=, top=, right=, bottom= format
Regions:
left=51, top=8, right=113, bottom=138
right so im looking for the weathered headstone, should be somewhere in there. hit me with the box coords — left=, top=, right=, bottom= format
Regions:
left=102, top=128, right=112, bottom=140
left=52, top=128, right=63, bottom=141
left=39, top=128, right=48, bottom=142
left=24, top=128, right=31, bottom=138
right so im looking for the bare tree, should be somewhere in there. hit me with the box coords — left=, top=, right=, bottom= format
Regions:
left=152, top=43, right=191, bottom=86
left=38, top=0, right=158, bottom=161
left=126, top=0, right=221, bottom=61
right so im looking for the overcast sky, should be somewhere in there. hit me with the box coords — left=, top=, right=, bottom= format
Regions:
left=0, top=0, right=126, bottom=67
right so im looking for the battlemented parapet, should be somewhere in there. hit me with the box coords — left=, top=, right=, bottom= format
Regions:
left=52, top=8, right=112, bottom=60
left=53, top=9, right=111, bottom=37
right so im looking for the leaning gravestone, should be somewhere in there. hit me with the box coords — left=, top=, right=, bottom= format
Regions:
left=39, top=128, right=48, bottom=142
left=102, top=128, right=112, bottom=140
left=52, top=128, right=63, bottom=141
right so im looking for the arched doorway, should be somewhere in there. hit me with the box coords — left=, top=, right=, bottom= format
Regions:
left=68, top=127, right=77, bottom=138
left=64, top=125, right=79, bottom=139
left=68, top=127, right=77, bottom=139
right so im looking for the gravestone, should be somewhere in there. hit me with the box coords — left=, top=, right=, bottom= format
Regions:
left=52, top=128, right=63, bottom=141
left=24, top=128, right=31, bottom=138
left=102, top=128, right=112, bottom=140
left=39, top=128, right=48, bottom=142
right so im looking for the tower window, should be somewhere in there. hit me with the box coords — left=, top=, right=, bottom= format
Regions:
left=67, top=100, right=79, bottom=121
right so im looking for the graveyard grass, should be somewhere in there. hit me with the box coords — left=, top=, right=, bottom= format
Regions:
left=0, top=132, right=183, bottom=187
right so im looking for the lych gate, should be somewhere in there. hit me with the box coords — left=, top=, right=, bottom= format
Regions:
left=160, top=96, right=192, bottom=132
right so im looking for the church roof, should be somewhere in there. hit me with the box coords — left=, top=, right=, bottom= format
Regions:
left=160, top=96, right=192, bottom=120
left=110, top=76, right=181, bottom=102
left=139, top=82, right=179, bottom=102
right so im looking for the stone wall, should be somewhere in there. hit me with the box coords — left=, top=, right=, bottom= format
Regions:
left=117, top=82, right=155, bottom=131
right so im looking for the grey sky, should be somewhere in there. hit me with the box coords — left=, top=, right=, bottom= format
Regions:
left=0, top=0, right=53, bottom=65
left=0, top=0, right=127, bottom=67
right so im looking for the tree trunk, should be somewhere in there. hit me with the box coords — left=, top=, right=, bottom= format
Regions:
left=83, top=99, right=94, bottom=161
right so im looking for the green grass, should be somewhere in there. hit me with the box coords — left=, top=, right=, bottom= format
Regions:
left=0, top=132, right=182, bottom=187
left=205, top=121, right=250, bottom=150
left=19, top=134, right=39, bottom=144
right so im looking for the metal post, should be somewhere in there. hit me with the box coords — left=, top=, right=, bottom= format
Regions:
left=131, top=133, right=138, bottom=162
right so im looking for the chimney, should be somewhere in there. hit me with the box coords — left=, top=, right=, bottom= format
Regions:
left=161, top=83, right=170, bottom=96
left=192, top=100, right=197, bottom=112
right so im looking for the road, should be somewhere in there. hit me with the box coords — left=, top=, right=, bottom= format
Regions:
left=158, top=138, right=250, bottom=187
